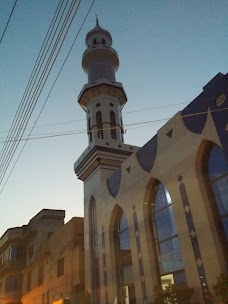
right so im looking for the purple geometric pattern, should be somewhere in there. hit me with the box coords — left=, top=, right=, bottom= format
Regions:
left=102, top=226, right=108, bottom=304
left=136, top=135, right=157, bottom=172
left=182, top=73, right=228, bottom=162
left=107, top=169, right=121, bottom=198
left=179, top=179, right=212, bottom=304
left=133, top=206, right=148, bottom=302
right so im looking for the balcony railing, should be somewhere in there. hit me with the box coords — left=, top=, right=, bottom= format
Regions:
left=0, top=259, right=25, bottom=275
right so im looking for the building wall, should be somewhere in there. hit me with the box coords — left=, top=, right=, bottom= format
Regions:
left=21, top=217, right=84, bottom=304
left=83, top=73, right=228, bottom=304
left=0, top=227, right=25, bottom=304
left=0, top=211, right=84, bottom=304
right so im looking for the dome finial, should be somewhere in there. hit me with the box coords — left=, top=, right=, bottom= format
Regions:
left=96, top=15, right=99, bottom=27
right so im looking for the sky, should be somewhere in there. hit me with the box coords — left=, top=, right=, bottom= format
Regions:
left=0, top=0, right=227, bottom=237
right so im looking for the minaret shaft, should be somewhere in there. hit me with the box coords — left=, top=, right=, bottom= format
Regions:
left=74, top=21, right=138, bottom=181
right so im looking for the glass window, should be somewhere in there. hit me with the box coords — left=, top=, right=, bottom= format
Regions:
left=110, top=111, right=117, bottom=139
left=26, top=271, right=31, bottom=292
left=9, top=245, right=24, bottom=262
left=38, top=264, right=44, bottom=286
left=208, top=145, right=228, bottom=241
left=88, top=117, right=92, bottom=143
left=152, top=183, right=185, bottom=285
left=57, top=258, right=64, bottom=277
left=208, top=145, right=228, bottom=180
left=5, top=276, right=21, bottom=292
left=28, top=244, right=34, bottom=259
left=116, top=212, right=136, bottom=303
left=96, top=111, right=103, bottom=139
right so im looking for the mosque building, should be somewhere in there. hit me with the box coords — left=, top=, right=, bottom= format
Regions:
left=74, top=19, right=228, bottom=304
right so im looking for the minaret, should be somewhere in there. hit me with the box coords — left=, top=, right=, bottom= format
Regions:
left=74, top=20, right=138, bottom=181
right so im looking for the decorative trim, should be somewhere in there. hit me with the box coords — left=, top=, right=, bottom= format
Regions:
left=107, top=169, right=121, bottom=198
left=178, top=178, right=212, bottom=304
left=136, top=135, right=157, bottom=172
left=181, top=73, right=228, bottom=162
left=133, top=206, right=148, bottom=303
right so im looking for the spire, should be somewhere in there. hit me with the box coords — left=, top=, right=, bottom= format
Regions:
left=96, top=15, right=99, bottom=27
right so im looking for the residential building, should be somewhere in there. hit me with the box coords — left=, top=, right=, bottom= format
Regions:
left=0, top=209, right=84, bottom=304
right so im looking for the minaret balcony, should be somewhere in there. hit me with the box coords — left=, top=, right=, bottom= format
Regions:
left=78, top=80, right=127, bottom=110
left=82, top=46, right=119, bottom=73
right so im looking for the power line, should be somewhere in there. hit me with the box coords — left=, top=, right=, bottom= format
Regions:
left=0, top=106, right=227, bottom=145
left=0, top=0, right=66, bottom=171
left=0, top=0, right=81, bottom=187
left=0, top=97, right=216, bottom=135
left=0, top=101, right=188, bottom=135
left=0, top=0, right=18, bottom=45
left=0, top=0, right=96, bottom=196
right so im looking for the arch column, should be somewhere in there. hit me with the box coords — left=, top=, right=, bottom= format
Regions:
left=172, top=156, right=225, bottom=303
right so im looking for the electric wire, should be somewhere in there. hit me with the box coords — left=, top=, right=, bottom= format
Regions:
left=0, top=0, right=96, bottom=196
left=0, top=0, right=65, bottom=171
left=0, top=0, right=74, bottom=178
left=0, top=0, right=81, bottom=187
left=0, top=0, right=18, bottom=45
left=0, top=96, right=217, bottom=136
left=0, top=101, right=188, bottom=134
left=0, top=0, right=67, bottom=184
left=0, top=106, right=227, bottom=144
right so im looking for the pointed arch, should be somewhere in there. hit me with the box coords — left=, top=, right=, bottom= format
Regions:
left=144, top=179, right=186, bottom=288
left=110, top=110, right=117, bottom=139
left=96, top=111, right=103, bottom=139
left=88, top=117, right=92, bottom=143
left=110, top=204, right=136, bottom=303
left=196, top=140, right=228, bottom=267
left=89, top=196, right=100, bottom=303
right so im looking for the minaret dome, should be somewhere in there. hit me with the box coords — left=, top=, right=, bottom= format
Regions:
left=82, top=20, right=119, bottom=83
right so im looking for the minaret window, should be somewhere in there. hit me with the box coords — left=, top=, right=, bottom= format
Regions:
left=120, top=117, right=124, bottom=142
left=102, top=38, right=105, bottom=44
left=94, top=38, right=97, bottom=44
left=110, top=111, right=117, bottom=139
left=96, top=111, right=103, bottom=139
left=88, top=117, right=92, bottom=143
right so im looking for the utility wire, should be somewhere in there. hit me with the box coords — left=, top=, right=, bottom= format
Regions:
left=0, top=101, right=188, bottom=135
left=0, top=0, right=65, bottom=170
left=0, top=96, right=217, bottom=135
left=0, top=0, right=18, bottom=45
left=0, top=0, right=96, bottom=196
left=0, top=106, right=227, bottom=145
left=0, top=0, right=73, bottom=176
left=0, top=0, right=81, bottom=187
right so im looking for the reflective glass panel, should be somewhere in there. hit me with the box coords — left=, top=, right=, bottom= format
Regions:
left=209, top=145, right=228, bottom=181
left=159, top=237, right=184, bottom=274
left=155, top=205, right=177, bottom=242
left=153, top=184, right=184, bottom=276
left=222, top=217, right=228, bottom=239
left=155, top=184, right=172, bottom=212
left=212, top=176, right=228, bottom=215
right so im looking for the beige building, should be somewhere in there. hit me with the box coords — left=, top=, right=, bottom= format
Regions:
left=0, top=209, right=84, bottom=304
left=74, top=19, right=228, bottom=304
